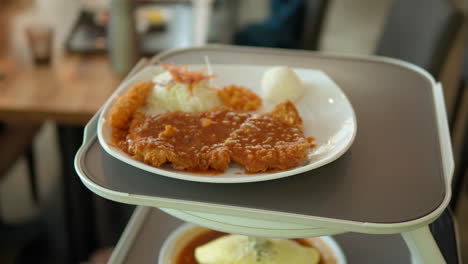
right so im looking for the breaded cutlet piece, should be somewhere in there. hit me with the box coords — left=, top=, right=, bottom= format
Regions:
left=269, top=100, right=303, bottom=128
left=108, top=81, right=154, bottom=130
left=109, top=81, right=154, bottom=149
left=217, top=85, right=262, bottom=111
left=226, top=102, right=311, bottom=173
left=127, top=107, right=249, bottom=171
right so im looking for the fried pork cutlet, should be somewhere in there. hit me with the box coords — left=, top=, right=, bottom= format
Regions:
left=109, top=81, right=313, bottom=173
left=127, top=107, right=249, bottom=171
left=109, top=81, right=154, bottom=149
left=217, top=85, right=262, bottom=111
left=226, top=101, right=312, bottom=173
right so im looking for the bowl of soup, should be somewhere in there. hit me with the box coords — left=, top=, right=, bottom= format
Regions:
left=159, top=223, right=347, bottom=264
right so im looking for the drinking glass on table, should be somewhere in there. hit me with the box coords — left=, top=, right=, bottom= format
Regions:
left=25, top=24, right=54, bottom=66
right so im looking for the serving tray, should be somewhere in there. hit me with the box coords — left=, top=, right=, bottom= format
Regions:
left=75, top=45, right=452, bottom=235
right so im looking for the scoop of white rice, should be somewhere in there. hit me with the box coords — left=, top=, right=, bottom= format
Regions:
left=145, top=71, right=220, bottom=114
left=261, top=66, right=303, bottom=104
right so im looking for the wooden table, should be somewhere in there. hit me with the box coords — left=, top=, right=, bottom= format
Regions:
left=0, top=1, right=130, bottom=263
left=0, top=0, right=123, bottom=126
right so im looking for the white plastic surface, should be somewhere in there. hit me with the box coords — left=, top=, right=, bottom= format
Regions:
left=433, top=83, right=455, bottom=184
left=402, top=226, right=446, bottom=264
left=161, top=208, right=345, bottom=238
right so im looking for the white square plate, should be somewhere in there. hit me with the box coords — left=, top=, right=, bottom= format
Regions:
left=98, top=64, right=356, bottom=183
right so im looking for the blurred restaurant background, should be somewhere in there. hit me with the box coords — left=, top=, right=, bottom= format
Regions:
left=0, top=0, right=466, bottom=263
